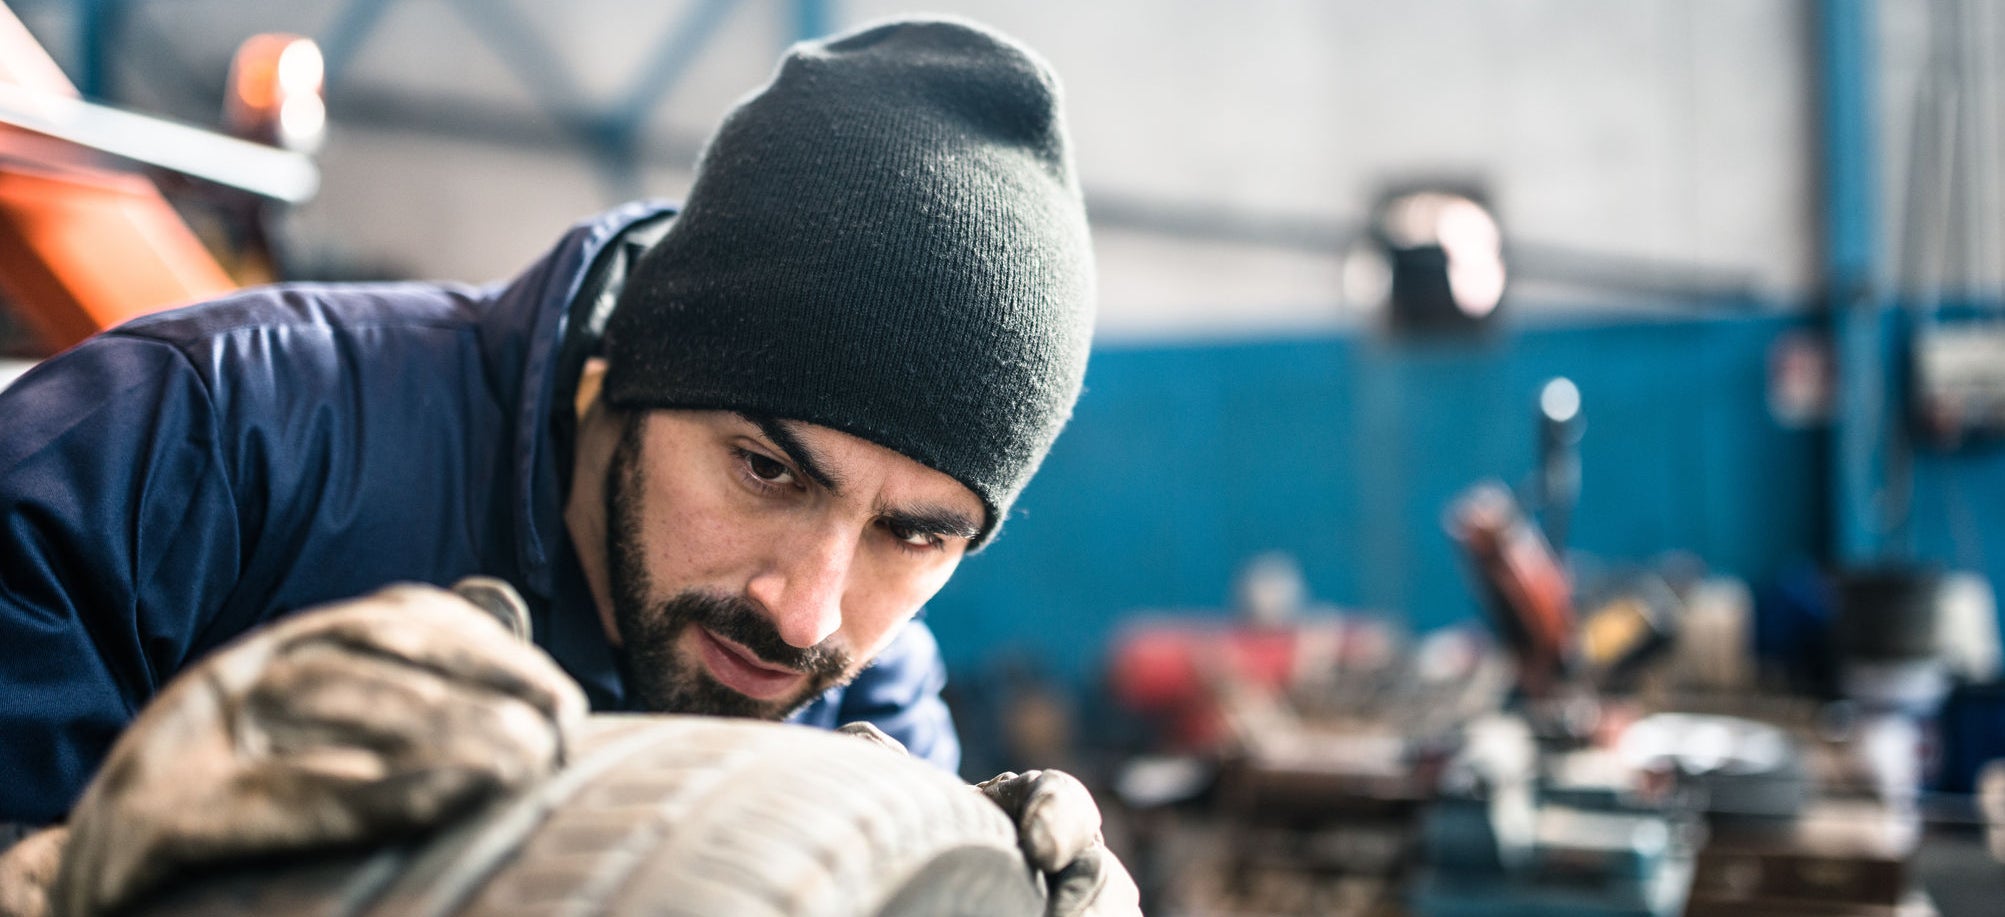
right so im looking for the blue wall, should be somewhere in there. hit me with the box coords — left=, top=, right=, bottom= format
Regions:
left=926, top=313, right=1832, bottom=685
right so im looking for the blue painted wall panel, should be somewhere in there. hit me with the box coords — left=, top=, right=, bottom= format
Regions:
left=928, top=314, right=1828, bottom=685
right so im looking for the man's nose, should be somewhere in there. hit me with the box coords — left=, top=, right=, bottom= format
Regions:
left=746, top=528, right=852, bottom=649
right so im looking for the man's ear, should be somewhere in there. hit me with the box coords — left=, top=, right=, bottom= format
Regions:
left=575, top=357, right=610, bottom=422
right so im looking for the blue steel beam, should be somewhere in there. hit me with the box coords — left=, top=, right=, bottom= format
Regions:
left=443, top=0, right=637, bottom=195
left=1820, top=0, right=1896, bottom=564
left=65, top=0, right=785, bottom=197
left=793, top=0, right=832, bottom=41
left=611, top=0, right=741, bottom=130
left=70, top=0, right=126, bottom=100
left=318, top=0, right=396, bottom=90
left=441, top=0, right=760, bottom=198
left=445, top=0, right=594, bottom=133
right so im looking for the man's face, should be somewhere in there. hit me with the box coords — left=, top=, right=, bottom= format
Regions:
left=604, top=409, right=982, bottom=719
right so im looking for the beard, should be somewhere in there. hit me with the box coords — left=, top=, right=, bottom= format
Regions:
left=603, top=414, right=855, bottom=719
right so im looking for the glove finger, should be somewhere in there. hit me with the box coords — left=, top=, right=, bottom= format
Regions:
left=1014, top=770, right=1104, bottom=872
left=1044, top=843, right=1143, bottom=917
left=234, top=741, right=533, bottom=839
left=131, top=687, right=559, bottom=871
left=271, top=585, right=586, bottom=724
left=975, top=770, right=1028, bottom=810
left=836, top=721, right=909, bottom=756
left=0, top=826, right=68, bottom=917
left=450, top=576, right=533, bottom=641
left=246, top=645, right=565, bottom=780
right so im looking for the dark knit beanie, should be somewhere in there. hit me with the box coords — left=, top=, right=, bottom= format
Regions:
left=604, top=16, right=1094, bottom=547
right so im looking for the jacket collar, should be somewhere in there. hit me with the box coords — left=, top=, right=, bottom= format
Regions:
left=480, top=200, right=679, bottom=604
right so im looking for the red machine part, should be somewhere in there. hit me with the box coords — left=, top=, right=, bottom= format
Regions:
left=1109, top=624, right=1302, bottom=750
left=1448, top=483, right=1575, bottom=698
left=1108, top=619, right=1383, bottom=751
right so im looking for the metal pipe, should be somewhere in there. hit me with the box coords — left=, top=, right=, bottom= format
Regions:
left=317, top=0, right=394, bottom=90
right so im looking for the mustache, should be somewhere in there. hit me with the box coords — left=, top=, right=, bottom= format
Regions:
left=670, top=591, right=851, bottom=680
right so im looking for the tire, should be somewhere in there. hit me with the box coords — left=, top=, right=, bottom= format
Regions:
left=136, top=716, right=1045, bottom=917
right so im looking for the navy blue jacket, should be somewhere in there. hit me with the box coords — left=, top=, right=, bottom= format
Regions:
left=0, top=202, right=959, bottom=827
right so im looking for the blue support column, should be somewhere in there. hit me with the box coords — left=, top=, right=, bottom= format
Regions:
left=792, top=0, right=832, bottom=41
left=1821, top=0, right=1894, bottom=565
left=71, top=0, right=126, bottom=100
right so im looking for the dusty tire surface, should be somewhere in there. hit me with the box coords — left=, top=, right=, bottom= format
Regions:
left=136, top=716, right=1044, bottom=917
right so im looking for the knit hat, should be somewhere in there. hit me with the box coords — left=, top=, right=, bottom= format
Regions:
left=604, top=16, right=1094, bottom=547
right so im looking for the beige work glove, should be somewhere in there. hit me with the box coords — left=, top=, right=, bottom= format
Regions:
left=834, top=726, right=1138, bottom=910
left=47, top=578, right=587, bottom=917
left=837, top=723, right=1139, bottom=917
left=975, top=770, right=1142, bottom=917
left=0, top=827, right=67, bottom=917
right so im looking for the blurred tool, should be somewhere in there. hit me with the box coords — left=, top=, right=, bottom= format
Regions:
left=1449, top=483, right=1575, bottom=702
left=1672, top=578, right=1757, bottom=695
left=1833, top=568, right=1953, bottom=805
left=1935, top=572, right=2000, bottom=684
left=1412, top=717, right=1697, bottom=917
left=1618, top=713, right=1810, bottom=826
left=1534, top=377, right=1583, bottom=553
left=1107, top=557, right=1508, bottom=916
left=1574, top=574, right=1681, bottom=696
left=1685, top=800, right=1919, bottom=917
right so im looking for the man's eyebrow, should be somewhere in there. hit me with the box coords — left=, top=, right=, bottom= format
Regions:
left=879, top=505, right=983, bottom=541
left=742, top=414, right=845, bottom=493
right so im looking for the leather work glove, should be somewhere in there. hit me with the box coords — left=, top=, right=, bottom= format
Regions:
left=0, top=827, right=67, bottom=917
left=834, top=720, right=911, bottom=755
left=834, top=724, right=1139, bottom=916
left=48, top=578, right=587, bottom=917
left=975, top=770, right=1142, bottom=917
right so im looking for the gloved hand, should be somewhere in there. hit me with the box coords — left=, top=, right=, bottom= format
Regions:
left=835, top=720, right=910, bottom=755
left=49, top=579, right=587, bottom=917
left=833, top=724, right=1138, bottom=916
left=974, top=770, right=1142, bottom=917
left=0, top=827, right=67, bottom=917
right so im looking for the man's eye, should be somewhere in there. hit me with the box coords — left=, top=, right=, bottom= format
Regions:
left=742, top=451, right=796, bottom=486
left=886, top=521, right=942, bottom=550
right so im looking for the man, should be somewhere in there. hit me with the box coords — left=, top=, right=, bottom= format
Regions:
left=0, top=15, right=1134, bottom=915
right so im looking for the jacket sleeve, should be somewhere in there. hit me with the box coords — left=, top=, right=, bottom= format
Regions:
left=0, top=333, right=241, bottom=827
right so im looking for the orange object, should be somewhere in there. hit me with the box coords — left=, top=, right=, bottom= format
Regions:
left=0, top=0, right=235, bottom=352
left=0, top=163, right=236, bottom=349
left=225, top=33, right=325, bottom=152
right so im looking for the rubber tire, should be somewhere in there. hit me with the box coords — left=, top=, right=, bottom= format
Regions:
left=135, top=715, right=1044, bottom=917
